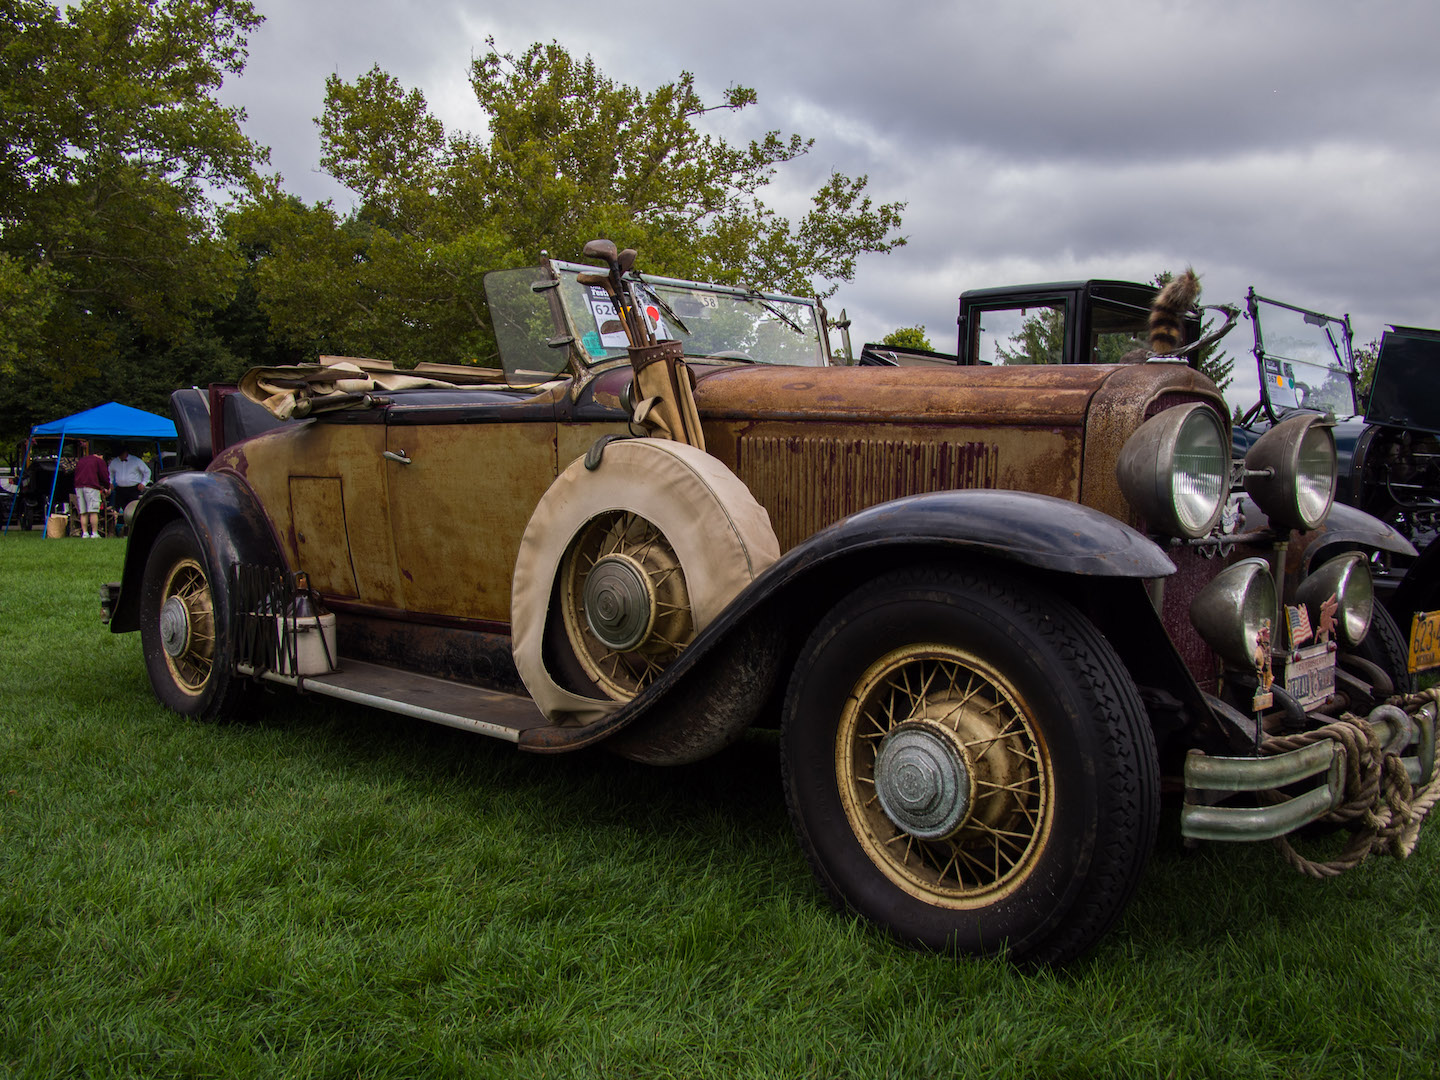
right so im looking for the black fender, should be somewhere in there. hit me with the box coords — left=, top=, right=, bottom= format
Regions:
left=109, top=469, right=287, bottom=634
left=1287, top=501, right=1414, bottom=577
left=523, top=490, right=1176, bottom=757
left=1236, top=495, right=1415, bottom=575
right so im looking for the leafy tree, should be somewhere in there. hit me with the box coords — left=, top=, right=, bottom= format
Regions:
left=0, top=0, right=266, bottom=438
left=996, top=305, right=1065, bottom=365
left=241, top=40, right=907, bottom=368
left=1354, top=338, right=1380, bottom=407
left=881, top=326, right=934, bottom=351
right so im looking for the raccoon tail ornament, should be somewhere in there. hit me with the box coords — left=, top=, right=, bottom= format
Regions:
left=1147, top=268, right=1201, bottom=355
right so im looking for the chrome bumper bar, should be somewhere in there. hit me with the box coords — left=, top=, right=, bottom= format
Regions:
left=1181, top=699, right=1438, bottom=843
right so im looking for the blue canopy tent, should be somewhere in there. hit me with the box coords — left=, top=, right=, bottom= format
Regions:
left=4, top=402, right=178, bottom=535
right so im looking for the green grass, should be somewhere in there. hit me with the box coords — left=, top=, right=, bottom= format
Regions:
left=3, top=527, right=1439, bottom=1078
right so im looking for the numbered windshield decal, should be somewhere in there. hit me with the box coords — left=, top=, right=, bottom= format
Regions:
left=584, top=284, right=630, bottom=350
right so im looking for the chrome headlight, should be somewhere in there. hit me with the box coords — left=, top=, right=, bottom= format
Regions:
left=1243, top=414, right=1336, bottom=531
left=1117, top=403, right=1228, bottom=538
left=1189, top=557, right=1277, bottom=670
left=1295, top=553, right=1373, bottom=646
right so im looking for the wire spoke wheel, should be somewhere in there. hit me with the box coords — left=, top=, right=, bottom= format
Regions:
left=561, top=510, right=695, bottom=700
left=782, top=565, right=1158, bottom=965
left=140, top=521, right=248, bottom=720
left=157, top=556, right=217, bottom=695
left=839, top=645, right=1051, bottom=907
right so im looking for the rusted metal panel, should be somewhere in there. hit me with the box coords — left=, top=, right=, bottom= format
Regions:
left=288, top=476, right=359, bottom=598
left=385, top=421, right=558, bottom=622
left=695, top=363, right=1113, bottom=427
left=734, top=430, right=1018, bottom=552
left=227, top=422, right=404, bottom=607
left=557, top=420, right=629, bottom=472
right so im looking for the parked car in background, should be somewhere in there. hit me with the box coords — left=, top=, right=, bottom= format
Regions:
left=104, top=248, right=1439, bottom=965
left=953, top=278, right=1440, bottom=664
left=1231, top=290, right=1440, bottom=657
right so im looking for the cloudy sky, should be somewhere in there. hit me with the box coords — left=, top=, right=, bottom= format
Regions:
left=219, top=0, right=1440, bottom=395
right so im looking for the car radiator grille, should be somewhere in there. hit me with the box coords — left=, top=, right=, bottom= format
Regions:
left=735, top=434, right=1000, bottom=552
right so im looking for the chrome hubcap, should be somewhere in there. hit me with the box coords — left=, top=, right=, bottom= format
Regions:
left=874, top=720, right=974, bottom=840
left=160, top=595, right=191, bottom=658
left=583, top=554, right=654, bottom=651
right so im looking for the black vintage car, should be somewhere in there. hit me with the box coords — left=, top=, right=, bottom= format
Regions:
left=954, top=279, right=1440, bottom=670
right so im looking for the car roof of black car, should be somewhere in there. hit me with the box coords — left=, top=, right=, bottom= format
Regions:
left=959, top=280, right=1159, bottom=310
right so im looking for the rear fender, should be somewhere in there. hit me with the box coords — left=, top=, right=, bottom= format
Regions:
left=109, top=470, right=287, bottom=633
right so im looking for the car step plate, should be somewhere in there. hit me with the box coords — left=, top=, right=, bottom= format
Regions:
left=271, top=659, right=548, bottom=742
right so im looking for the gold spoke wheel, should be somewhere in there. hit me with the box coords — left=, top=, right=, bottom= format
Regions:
left=157, top=555, right=216, bottom=696
left=561, top=510, right=695, bottom=701
left=838, top=644, right=1052, bottom=908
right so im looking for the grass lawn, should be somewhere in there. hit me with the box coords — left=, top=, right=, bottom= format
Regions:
left=3, top=527, right=1439, bottom=1078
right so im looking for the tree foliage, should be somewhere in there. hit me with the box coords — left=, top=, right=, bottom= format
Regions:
left=880, top=326, right=934, bottom=351
left=0, top=0, right=268, bottom=437
left=240, top=40, right=907, bottom=367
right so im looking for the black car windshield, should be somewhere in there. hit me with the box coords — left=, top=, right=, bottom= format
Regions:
left=1245, top=292, right=1357, bottom=421
left=551, top=261, right=827, bottom=368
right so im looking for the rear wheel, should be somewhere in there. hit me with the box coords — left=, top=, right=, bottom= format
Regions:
left=781, top=564, right=1159, bottom=965
left=139, top=521, right=248, bottom=720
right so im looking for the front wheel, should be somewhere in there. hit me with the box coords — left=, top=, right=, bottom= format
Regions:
left=138, top=521, right=249, bottom=720
left=781, top=565, right=1159, bottom=966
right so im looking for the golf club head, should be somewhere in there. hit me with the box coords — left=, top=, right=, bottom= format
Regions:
left=582, top=239, right=619, bottom=267
left=618, top=249, right=637, bottom=274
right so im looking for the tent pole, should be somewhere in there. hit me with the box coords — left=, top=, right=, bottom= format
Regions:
left=43, top=432, right=65, bottom=538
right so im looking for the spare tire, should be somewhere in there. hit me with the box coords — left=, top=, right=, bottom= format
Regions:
left=512, top=439, right=779, bottom=726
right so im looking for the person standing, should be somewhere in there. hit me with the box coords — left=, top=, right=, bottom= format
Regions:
left=108, top=447, right=151, bottom=512
left=71, top=446, right=110, bottom=539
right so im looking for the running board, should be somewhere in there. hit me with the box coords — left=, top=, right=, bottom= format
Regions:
left=241, top=659, right=548, bottom=743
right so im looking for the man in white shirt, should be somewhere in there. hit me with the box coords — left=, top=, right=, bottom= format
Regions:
left=108, top=448, right=151, bottom=513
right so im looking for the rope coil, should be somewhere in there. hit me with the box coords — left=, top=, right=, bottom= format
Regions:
left=1259, top=689, right=1440, bottom=879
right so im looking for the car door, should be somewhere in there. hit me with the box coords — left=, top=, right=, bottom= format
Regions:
left=383, top=393, right=560, bottom=626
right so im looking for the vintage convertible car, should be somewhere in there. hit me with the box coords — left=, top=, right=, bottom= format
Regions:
left=105, top=247, right=1440, bottom=966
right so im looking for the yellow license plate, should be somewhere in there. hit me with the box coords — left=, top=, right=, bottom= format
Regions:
left=1408, top=610, right=1440, bottom=673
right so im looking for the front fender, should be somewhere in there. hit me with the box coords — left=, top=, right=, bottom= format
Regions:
left=773, top=489, right=1177, bottom=578
left=109, top=470, right=287, bottom=633
left=1235, top=497, right=1418, bottom=577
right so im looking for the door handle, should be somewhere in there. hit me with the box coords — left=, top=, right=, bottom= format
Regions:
left=382, top=449, right=412, bottom=465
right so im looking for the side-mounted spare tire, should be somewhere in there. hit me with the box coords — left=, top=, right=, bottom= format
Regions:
left=511, top=438, right=780, bottom=726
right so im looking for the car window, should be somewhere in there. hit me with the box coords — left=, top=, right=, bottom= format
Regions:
left=973, top=302, right=1066, bottom=365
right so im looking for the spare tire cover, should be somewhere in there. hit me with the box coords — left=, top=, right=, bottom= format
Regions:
left=512, top=438, right=780, bottom=726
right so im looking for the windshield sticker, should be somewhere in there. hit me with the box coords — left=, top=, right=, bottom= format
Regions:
left=1265, top=358, right=1297, bottom=390
left=584, top=284, right=630, bottom=350
left=581, top=330, right=605, bottom=358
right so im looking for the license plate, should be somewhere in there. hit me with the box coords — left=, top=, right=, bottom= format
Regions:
left=1284, top=644, right=1335, bottom=709
left=1408, top=610, right=1440, bottom=674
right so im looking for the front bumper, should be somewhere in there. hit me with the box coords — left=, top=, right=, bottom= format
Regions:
left=1182, top=696, right=1438, bottom=843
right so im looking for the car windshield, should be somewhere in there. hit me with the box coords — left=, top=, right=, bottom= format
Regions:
left=1245, top=292, right=1357, bottom=421
left=551, top=261, right=827, bottom=368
